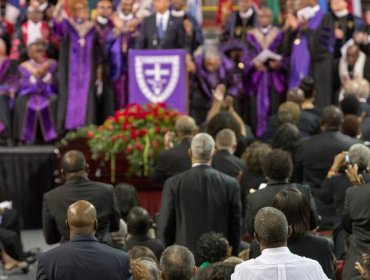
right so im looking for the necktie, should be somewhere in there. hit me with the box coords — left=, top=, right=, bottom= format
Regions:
left=158, top=16, right=164, bottom=39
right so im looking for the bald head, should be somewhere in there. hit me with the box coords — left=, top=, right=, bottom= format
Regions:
left=67, top=200, right=97, bottom=236
left=61, top=150, right=87, bottom=176
left=175, top=116, right=196, bottom=138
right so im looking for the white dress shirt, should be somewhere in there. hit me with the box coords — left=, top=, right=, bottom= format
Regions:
left=156, top=10, right=170, bottom=33
left=27, top=20, right=42, bottom=45
left=231, top=247, right=330, bottom=280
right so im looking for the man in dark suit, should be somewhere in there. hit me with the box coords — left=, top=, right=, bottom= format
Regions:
left=136, top=0, right=186, bottom=49
left=342, top=174, right=370, bottom=280
left=37, top=200, right=131, bottom=280
left=295, top=105, right=359, bottom=190
left=246, top=149, right=319, bottom=235
left=211, top=129, right=248, bottom=223
left=154, top=115, right=196, bottom=182
left=126, top=206, right=164, bottom=260
left=42, top=150, right=120, bottom=245
left=158, top=133, right=241, bottom=257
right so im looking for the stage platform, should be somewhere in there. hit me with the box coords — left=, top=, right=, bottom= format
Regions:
left=0, top=145, right=163, bottom=229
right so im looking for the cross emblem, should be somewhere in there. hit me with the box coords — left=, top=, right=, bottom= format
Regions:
left=144, top=62, right=170, bottom=95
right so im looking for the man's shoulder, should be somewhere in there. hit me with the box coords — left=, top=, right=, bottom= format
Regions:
left=44, top=180, right=113, bottom=198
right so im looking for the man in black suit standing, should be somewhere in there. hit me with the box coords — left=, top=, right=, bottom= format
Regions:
left=42, top=150, right=120, bottom=245
left=154, top=115, right=196, bottom=182
left=37, top=200, right=131, bottom=280
left=158, top=133, right=241, bottom=257
left=245, top=149, right=319, bottom=235
left=136, top=0, right=186, bottom=49
left=342, top=161, right=370, bottom=280
left=295, top=105, right=359, bottom=191
left=212, top=129, right=248, bottom=222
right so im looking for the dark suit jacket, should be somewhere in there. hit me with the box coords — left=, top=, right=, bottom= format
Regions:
left=154, top=139, right=192, bottom=182
left=158, top=165, right=241, bottom=256
left=211, top=150, right=248, bottom=221
left=42, top=177, right=120, bottom=245
left=126, top=234, right=164, bottom=260
left=249, top=234, right=335, bottom=280
left=36, top=234, right=131, bottom=280
left=245, top=182, right=319, bottom=235
left=361, top=117, right=370, bottom=142
left=342, top=184, right=370, bottom=280
left=136, top=12, right=186, bottom=49
left=295, top=131, right=359, bottom=189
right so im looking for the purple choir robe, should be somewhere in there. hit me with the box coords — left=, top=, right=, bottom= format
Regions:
left=107, top=18, right=138, bottom=110
left=16, top=59, right=58, bottom=142
left=289, top=9, right=334, bottom=107
left=54, top=18, right=98, bottom=132
left=244, top=27, right=287, bottom=137
left=0, top=58, right=19, bottom=140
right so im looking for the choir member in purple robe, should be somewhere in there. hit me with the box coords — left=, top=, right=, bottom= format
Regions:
left=13, top=41, right=58, bottom=144
left=53, top=0, right=99, bottom=134
left=244, top=7, right=288, bottom=137
left=0, top=40, right=19, bottom=146
left=287, top=0, right=335, bottom=108
left=108, top=0, right=140, bottom=110
left=189, top=48, right=238, bottom=124
left=95, top=0, right=115, bottom=123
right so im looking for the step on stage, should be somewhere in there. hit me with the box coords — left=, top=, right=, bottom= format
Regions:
left=0, top=145, right=162, bottom=229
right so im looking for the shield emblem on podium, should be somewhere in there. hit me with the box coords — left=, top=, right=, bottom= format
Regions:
left=129, top=49, right=187, bottom=113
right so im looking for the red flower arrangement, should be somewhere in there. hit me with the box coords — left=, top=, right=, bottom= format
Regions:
left=62, top=103, right=180, bottom=177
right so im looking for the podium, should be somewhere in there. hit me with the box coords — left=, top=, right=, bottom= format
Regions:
left=128, top=49, right=188, bottom=113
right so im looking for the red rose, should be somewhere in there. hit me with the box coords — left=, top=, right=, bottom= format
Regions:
left=135, top=143, right=144, bottom=151
left=152, top=140, right=160, bottom=148
left=155, top=127, right=161, bottom=134
left=126, top=145, right=133, bottom=153
left=139, top=129, right=147, bottom=137
left=86, top=130, right=94, bottom=139
left=111, top=135, right=116, bottom=142
left=131, top=129, right=138, bottom=139
left=122, top=122, right=131, bottom=130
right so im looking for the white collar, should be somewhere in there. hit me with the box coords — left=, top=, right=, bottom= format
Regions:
left=39, top=2, right=48, bottom=12
left=334, top=9, right=349, bottom=18
left=156, top=10, right=170, bottom=27
left=117, top=8, right=134, bottom=21
left=311, top=4, right=320, bottom=14
left=157, top=9, right=170, bottom=19
left=239, top=8, right=253, bottom=19
left=261, top=247, right=290, bottom=255
left=171, top=9, right=185, bottom=17
left=260, top=25, right=272, bottom=34
left=28, top=20, right=41, bottom=27
left=192, top=163, right=211, bottom=167
left=96, top=16, right=108, bottom=25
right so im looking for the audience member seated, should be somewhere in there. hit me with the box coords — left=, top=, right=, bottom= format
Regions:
left=211, top=128, right=248, bottom=220
left=232, top=207, right=329, bottom=280
left=13, top=40, right=58, bottom=144
left=128, top=245, right=159, bottom=264
left=342, top=114, right=361, bottom=139
left=344, top=78, right=370, bottom=117
left=196, top=232, right=231, bottom=268
left=158, top=133, right=241, bottom=256
left=271, top=123, right=301, bottom=157
left=298, top=76, right=322, bottom=116
left=36, top=200, right=131, bottom=280
left=317, top=144, right=370, bottom=260
left=249, top=188, right=335, bottom=279
left=295, top=105, right=359, bottom=191
left=262, top=101, right=301, bottom=140
left=42, top=150, right=120, bottom=245
left=114, top=183, right=139, bottom=220
left=126, top=207, right=164, bottom=260
left=131, top=257, right=160, bottom=280
left=154, top=115, right=196, bottom=182
left=204, top=261, right=239, bottom=280
left=245, top=149, right=318, bottom=235
left=342, top=159, right=370, bottom=279
left=159, top=245, right=196, bottom=280
left=241, top=141, right=271, bottom=192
